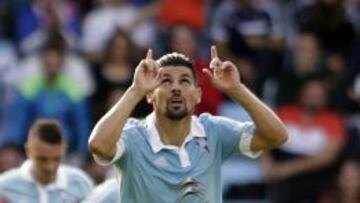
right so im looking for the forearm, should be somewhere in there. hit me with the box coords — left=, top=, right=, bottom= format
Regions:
left=279, top=158, right=331, bottom=177
left=88, top=86, right=144, bottom=159
left=275, top=141, right=342, bottom=178
left=226, top=84, right=287, bottom=150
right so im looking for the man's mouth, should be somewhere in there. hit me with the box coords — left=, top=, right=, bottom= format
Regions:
left=169, top=96, right=183, bottom=103
left=168, top=97, right=184, bottom=109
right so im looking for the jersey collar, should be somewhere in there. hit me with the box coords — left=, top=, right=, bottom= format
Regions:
left=20, top=159, right=67, bottom=190
left=145, top=113, right=206, bottom=153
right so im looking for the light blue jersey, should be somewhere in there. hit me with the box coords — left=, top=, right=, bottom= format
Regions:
left=0, top=160, right=94, bottom=203
left=84, top=178, right=120, bottom=203
left=94, top=113, right=261, bottom=203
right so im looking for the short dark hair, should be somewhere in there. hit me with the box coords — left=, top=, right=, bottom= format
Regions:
left=156, top=52, right=197, bottom=82
left=29, top=119, right=64, bottom=145
left=41, top=31, right=67, bottom=55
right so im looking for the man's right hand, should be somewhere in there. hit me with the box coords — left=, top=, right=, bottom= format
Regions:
left=131, top=49, right=163, bottom=96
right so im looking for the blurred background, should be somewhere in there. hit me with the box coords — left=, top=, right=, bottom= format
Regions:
left=0, top=0, right=359, bottom=202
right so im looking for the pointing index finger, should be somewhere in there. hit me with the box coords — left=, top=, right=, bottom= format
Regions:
left=146, top=49, right=153, bottom=60
left=211, top=45, right=219, bottom=59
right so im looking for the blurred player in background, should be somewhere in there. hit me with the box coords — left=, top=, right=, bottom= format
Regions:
left=0, top=119, right=93, bottom=203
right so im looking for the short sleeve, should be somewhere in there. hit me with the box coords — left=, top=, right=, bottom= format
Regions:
left=239, top=132, right=263, bottom=159
left=92, top=118, right=140, bottom=166
left=208, top=115, right=260, bottom=160
left=93, top=139, right=125, bottom=166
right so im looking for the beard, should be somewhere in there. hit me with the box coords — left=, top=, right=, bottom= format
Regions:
left=165, top=104, right=189, bottom=120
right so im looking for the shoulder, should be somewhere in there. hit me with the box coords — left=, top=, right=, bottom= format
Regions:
left=198, top=113, right=254, bottom=132
left=124, top=117, right=145, bottom=128
left=198, top=113, right=239, bottom=126
left=0, top=168, right=25, bottom=190
left=61, top=165, right=94, bottom=187
left=197, top=113, right=221, bottom=128
left=122, top=118, right=147, bottom=135
left=0, top=168, right=21, bottom=183
left=19, top=76, right=44, bottom=98
left=56, top=76, right=85, bottom=102
left=84, top=178, right=119, bottom=203
left=121, top=118, right=149, bottom=146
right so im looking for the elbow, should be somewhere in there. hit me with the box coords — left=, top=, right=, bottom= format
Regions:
left=88, top=137, right=101, bottom=156
left=277, top=127, right=288, bottom=146
left=88, top=137, right=113, bottom=160
left=88, top=138, right=99, bottom=154
left=277, top=129, right=288, bottom=146
left=269, top=128, right=288, bottom=149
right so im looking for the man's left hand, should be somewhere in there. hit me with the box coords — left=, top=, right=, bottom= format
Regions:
left=203, top=46, right=242, bottom=94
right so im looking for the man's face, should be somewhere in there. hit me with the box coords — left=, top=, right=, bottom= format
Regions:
left=294, top=34, right=320, bottom=72
left=148, top=66, right=201, bottom=120
left=42, top=49, right=64, bottom=81
left=170, top=26, right=197, bottom=58
left=300, top=81, right=327, bottom=112
left=26, top=138, right=66, bottom=185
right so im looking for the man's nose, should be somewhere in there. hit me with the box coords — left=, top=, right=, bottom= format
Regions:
left=45, top=161, right=58, bottom=173
left=171, top=82, right=181, bottom=94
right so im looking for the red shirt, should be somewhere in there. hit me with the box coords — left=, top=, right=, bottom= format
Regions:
left=277, top=105, right=345, bottom=156
left=194, top=58, right=224, bottom=115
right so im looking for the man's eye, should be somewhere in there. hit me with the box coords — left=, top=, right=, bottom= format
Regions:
left=181, top=79, right=190, bottom=84
left=37, top=157, right=48, bottom=162
left=162, top=79, right=171, bottom=84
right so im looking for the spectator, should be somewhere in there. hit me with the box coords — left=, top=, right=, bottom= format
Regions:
left=261, top=77, right=346, bottom=203
left=211, top=0, right=285, bottom=93
left=323, top=51, right=355, bottom=112
left=295, top=0, right=356, bottom=54
left=82, top=0, right=155, bottom=63
left=211, top=0, right=283, bottom=58
left=0, top=143, right=24, bottom=173
left=319, top=159, right=360, bottom=203
left=280, top=0, right=315, bottom=47
left=263, top=32, right=324, bottom=107
left=14, top=31, right=95, bottom=97
left=91, top=29, right=151, bottom=120
left=319, top=100, right=360, bottom=202
left=2, top=36, right=92, bottom=158
left=14, top=0, right=81, bottom=54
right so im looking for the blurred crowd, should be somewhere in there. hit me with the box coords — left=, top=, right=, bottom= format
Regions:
left=0, top=0, right=359, bottom=202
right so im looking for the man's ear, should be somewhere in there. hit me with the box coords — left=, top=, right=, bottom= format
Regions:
left=146, top=91, right=154, bottom=104
left=24, top=142, right=30, bottom=157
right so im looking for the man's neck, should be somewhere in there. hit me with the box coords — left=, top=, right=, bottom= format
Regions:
left=155, top=115, right=192, bottom=148
left=31, top=168, right=54, bottom=186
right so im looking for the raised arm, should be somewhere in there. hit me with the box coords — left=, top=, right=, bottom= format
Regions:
left=203, top=46, right=288, bottom=152
left=88, top=50, right=162, bottom=160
